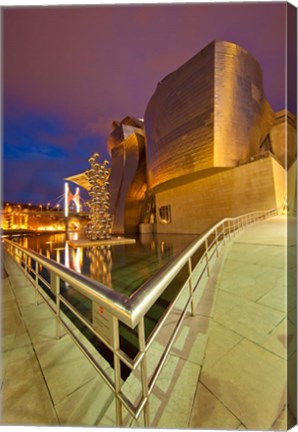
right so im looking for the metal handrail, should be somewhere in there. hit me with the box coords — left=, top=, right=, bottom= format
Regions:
left=3, top=207, right=279, bottom=426
left=3, top=208, right=277, bottom=329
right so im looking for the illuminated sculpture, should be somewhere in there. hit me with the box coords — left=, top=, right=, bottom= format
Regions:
left=85, top=153, right=112, bottom=240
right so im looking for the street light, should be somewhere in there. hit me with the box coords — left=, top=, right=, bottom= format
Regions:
left=39, top=204, right=42, bottom=212
left=47, top=202, right=51, bottom=211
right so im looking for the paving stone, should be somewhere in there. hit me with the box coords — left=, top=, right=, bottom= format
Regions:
left=200, top=339, right=286, bottom=430
left=270, top=405, right=297, bottom=430
left=213, top=290, right=285, bottom=344
left=189, top=383, right=241, bottom=429
left=202, top=321, right=243, bottom=372
left=261, top=317, right=296, bottom=359
left=55, top=375, right=115, bottom=426
left=32, top=333, right=99, bottom=406
left=156, top=356, right=201, bottom=428
left=1, top=350, right=59, bottom=425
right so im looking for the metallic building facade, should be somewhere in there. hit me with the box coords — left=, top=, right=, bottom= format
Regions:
left=145, top=40, right=275, bottom=190
left=107, top=117, right=147, bottom=235
left=103, top=40, right=295, bottom=235
left=269, top=110, right=297, bottom=169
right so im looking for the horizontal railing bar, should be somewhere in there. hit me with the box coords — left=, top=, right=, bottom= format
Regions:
left=4, top=240, right=132, bottom=325
left=118, top=391, right=139, bottom=419
left=59, top=295, right=114, bottom=352
left=34, top=282, right=56, bottom=314
left=59, top=316, right=116, bottom=393
left=116, top=348, right=139, bottom=370
left=148, top=290, right=192, bottom=395
left=37, top=274, right=51, bottom=290
left=134, top=394, right=150, bottom=420
left=145, top=271, right=193, bottom=352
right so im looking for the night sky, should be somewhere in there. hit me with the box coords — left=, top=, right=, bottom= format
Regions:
left=3, top=3, right=297, bottom=206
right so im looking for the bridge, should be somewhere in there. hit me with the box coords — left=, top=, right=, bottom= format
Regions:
left=1, top=212, right=296, bottom=429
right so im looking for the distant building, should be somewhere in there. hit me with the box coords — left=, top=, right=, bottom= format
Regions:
left=1, top=202, right=65, bottom=232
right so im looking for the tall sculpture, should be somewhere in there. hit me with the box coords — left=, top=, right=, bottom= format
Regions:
left=85, top=153, right=112, bottom=240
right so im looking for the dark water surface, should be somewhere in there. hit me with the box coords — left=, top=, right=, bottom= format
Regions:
left=14, top=232, right=197, bottom=375
left=17, top=232, right=196, bottom=295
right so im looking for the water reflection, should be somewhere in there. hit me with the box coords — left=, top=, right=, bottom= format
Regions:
left=87, top=246, right=112, bottom=287
left=16, top=232, right=196, bottom=296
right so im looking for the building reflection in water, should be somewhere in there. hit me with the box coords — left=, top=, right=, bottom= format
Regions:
left=62, top=238, right=112, bottom=287
left=87, top=246, right=112, bottom=287
left=16, top=232, right=195, bottom=295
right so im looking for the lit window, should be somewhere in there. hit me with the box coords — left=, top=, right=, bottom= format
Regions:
left=159, top=205, right=172, bottom=224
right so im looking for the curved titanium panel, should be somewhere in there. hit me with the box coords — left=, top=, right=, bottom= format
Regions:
left=145, top=41, right=215, bottom=188
left=213, top=41, right=274, bottom=165
left=108, top=118, right=147, bottom=235
left=145, top=40, right=274, bottom=189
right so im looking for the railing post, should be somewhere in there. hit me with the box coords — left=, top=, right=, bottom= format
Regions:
left=35, top=261, right=39, bottom=306
left=24, top=254, right=28, bottom=275
left=222, top=224, right=226, bottom=245
left=188, top=258, right=195, bottom=316
left=112, top=317, right=123, bottom=427
left=215, top=228, right=219, bottom=257
left=138, top=318, right=150, bottom=427
left=205, top=239, right=210, bottom=276
left=51, top=274, right=61, bottom=340
left=228, top=220, right=231, bottom=240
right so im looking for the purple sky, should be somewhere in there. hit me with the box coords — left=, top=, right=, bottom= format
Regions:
left=3, top=3, right=296, bottom=205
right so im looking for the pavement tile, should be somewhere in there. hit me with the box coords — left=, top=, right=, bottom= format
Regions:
left=1, top=354, right=59, bottom=425
left=200, top=339, right=286, bottom=430
left=55, top=375, right=115, bottom=426
left=261, top=317, right=296, bottom=359
left=213, top=290, right=285, bottom=344
left=129, top=354, right=201, bottom=428
left=189, top=383, right=241, bottom=429
left=270, top=405, right=297, bottom=430
left=202, top=321, right=243, bottom=372
left=31, top=333, right=98, bottom=406
left=156, top=356, right=201, bottom=428
left=257, top=285, right=287, bottom=313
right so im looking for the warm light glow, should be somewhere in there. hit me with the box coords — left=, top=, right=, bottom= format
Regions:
left=36, top=224, right=65, bottom=231
left=74, top=187, right=81, bottom=212
left=65, top=242, right=70, bottom=268
left=64, top=182, right=69, bottom=217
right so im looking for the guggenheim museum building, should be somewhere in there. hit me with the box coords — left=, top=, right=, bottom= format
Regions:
left=67, top=40, right=297, bottom=235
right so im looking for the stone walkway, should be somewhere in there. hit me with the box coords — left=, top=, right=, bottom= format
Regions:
left=189, top=216, right=296, bottom=430
left=1, top=215, right=296, bottom=429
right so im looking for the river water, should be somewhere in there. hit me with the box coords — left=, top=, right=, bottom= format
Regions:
left=16, top=232, right=196, bottom=295
left=13, top=231, right=197, bottom=373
